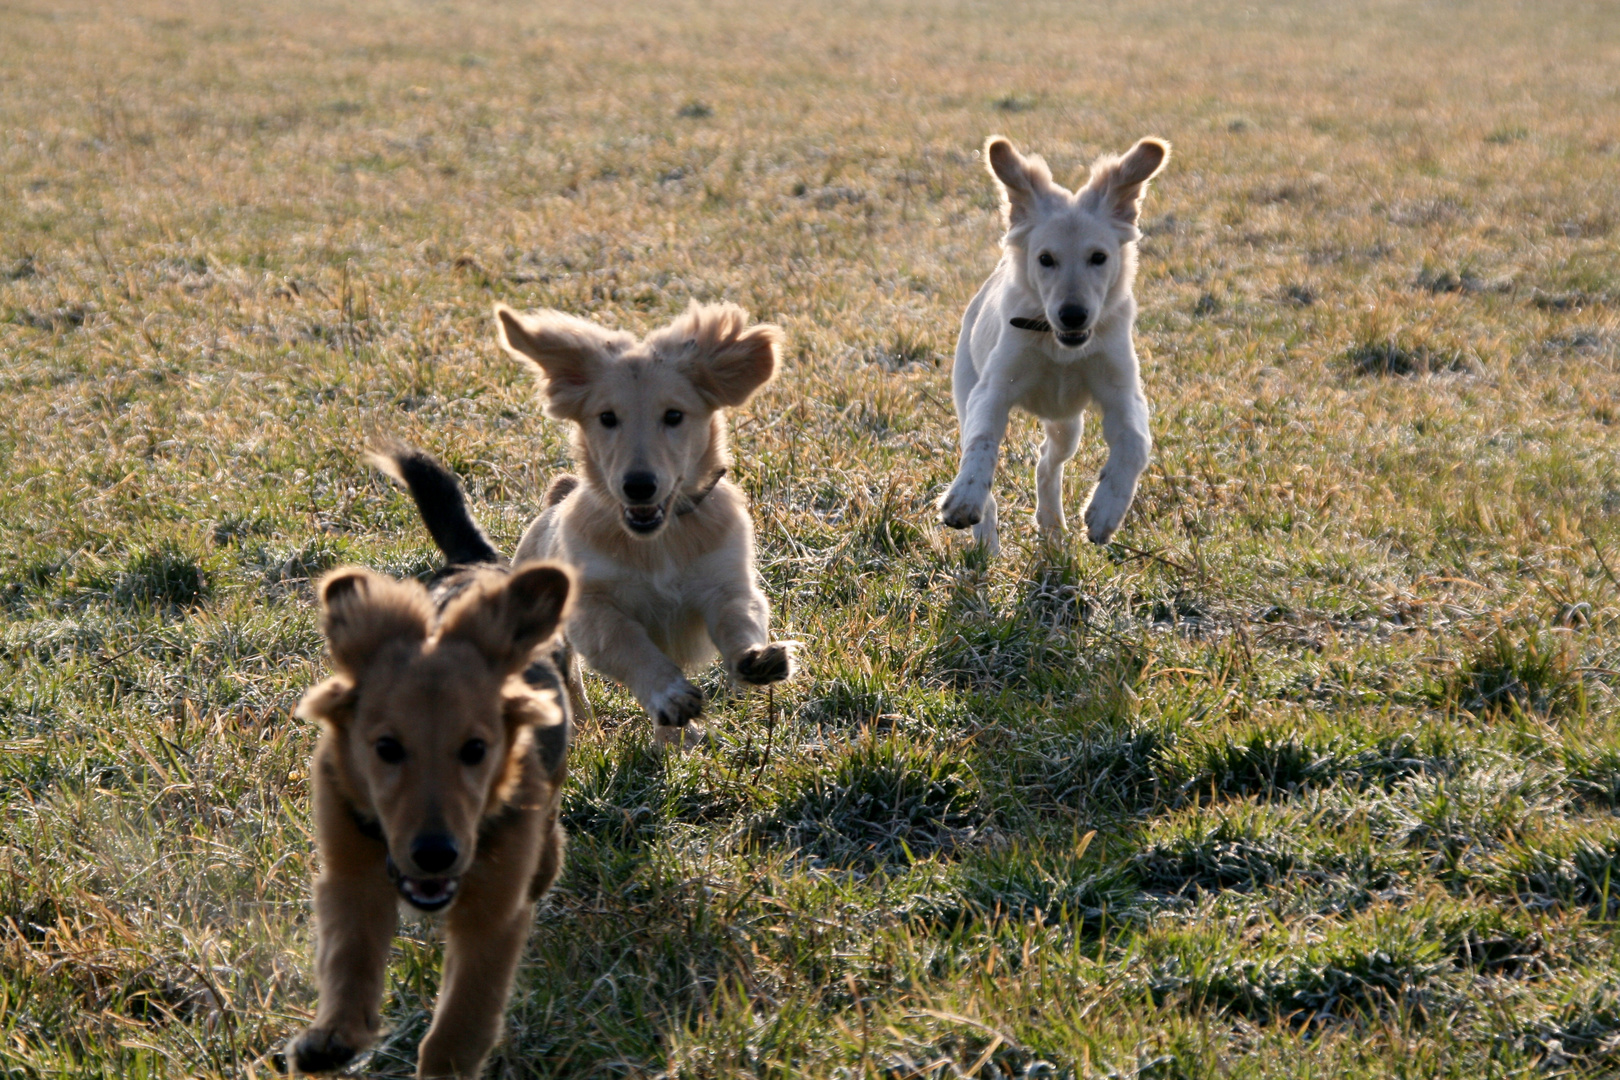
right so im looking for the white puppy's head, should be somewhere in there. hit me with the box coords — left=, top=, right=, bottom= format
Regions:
left=986, top=135, right=1170, bottom=352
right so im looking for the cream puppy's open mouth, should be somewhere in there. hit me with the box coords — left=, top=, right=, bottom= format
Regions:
left=1055, top=329, right=1091, bottom=349
left=623, top=494, right=673, bottom=535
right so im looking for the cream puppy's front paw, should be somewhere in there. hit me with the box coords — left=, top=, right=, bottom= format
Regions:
left=734, top=642, right=795, bottom=686
left=653, top=720, right=707, bottom=751
left=643, top=677, right=703, bottom=729
left=939, top=478, right=989, bottom=529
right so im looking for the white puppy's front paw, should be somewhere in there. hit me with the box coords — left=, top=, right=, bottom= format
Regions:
left=939, top=479, right=988, bottom=530
left=1083, top=482, right=1134, bottom=545
left=643, top=677, right=703, bottom=729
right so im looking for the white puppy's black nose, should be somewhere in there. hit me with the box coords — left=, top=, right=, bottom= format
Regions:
left=410, top=833, right=459, bottom=875
left=622, top=472, right=658, bottom=503
left=1058, top=304, right=1090, bottom=331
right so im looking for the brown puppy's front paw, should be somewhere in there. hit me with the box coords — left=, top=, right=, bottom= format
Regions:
left=287, top=1027, right=359, bottom=1075
left=734, top=642, right=794, bottom=686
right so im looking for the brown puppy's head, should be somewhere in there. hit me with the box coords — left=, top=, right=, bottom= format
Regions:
left=494, top=301, right=782, bottom=539
left=297, top=562, right=573, bottom=912
left=986, top=135, right=1170, bottom=352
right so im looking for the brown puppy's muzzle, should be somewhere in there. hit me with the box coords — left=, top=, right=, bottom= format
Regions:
left=388, top=831, right=466, bottom=912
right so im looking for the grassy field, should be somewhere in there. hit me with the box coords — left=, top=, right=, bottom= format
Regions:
left=3, top=0, right=1620, bottom=1075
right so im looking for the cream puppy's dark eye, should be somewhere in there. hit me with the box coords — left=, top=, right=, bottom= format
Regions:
left=1089, top=251, right=1108, bottom=266
left=600, top=411, right=618, bottom=428
left=375, top=737, right=405, bottom=764
left=1037, top=252, right=1056, bottom=268
left=459, top=739, right=486, bottom=766
left=663, top=410, right=683, bottom=427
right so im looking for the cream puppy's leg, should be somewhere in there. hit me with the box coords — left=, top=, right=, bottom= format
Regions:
left=1035, top=417, right=1083, bottom=536
left=567, top=597, right=703, bottom=731
left=1081, top=374, right=1151, bottom=545
left=701, top=580, right=793, bottom=687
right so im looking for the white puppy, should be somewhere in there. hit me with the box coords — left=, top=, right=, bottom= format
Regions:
left=939, top=135, right=1170, bottom=556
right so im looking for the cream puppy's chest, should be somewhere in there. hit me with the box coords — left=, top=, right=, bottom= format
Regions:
left=572, top=547, right=716, bottom=669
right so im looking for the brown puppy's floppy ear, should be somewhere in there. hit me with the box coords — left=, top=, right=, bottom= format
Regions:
left=316, top=568, right=433, bottom=677
left=985, top=135, right=1055, bottom=232
left=1090, top=137, right=1170, bottom=228
left=296, top=676, right=358, bottom=727
left=654, top=302, right=782, bottom=408
left=493, top=304, right=629, bottom=421
left=438, top=562, right=574, bottom=676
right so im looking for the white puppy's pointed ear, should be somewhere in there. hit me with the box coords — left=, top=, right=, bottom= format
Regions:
left=494, top=304, right=625, bottom=421
left=985, top=136, right=1054, bottom=232
left=1098, top=137, right=1170, bottom=228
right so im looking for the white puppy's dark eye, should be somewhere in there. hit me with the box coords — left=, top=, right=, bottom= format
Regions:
left=663, top=410, right=683, bottom=427
left=458, top=739, right=486, bottom=766
left=1037, top=252, right=1056, bottom=268
left=600, top=411, right=618, bottom=428
left=375, top=737, right=405, bottom=764
left=1089, top=251, right=1108, bottom=266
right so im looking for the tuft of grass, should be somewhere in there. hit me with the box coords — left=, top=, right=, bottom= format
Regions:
left=1443, top=627, right=1584, bottom=718
left=750, top=732, right=986, bottom=869
left=1345, top=336, right=1474, bottom=377
left=93, top=543, right=213, bottom=609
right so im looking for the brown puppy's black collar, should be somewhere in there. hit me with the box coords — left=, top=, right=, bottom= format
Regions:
left=1010, top=315, right=1052, bottom=333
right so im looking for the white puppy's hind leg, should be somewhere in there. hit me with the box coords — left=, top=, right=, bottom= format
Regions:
left=1035, top=417, right=1083, bottom=537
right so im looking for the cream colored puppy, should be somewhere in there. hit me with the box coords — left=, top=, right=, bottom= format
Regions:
left=939, top=135, right=1170, bottom=557
left=495, top=301, right=794, bottom=747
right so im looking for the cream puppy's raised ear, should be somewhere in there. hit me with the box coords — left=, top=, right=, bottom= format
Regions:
left=494, top=304, right=632, bottom=420
left=984, top=135, right=1057, bottom=234
left=648, top=301, right=784, bottom=408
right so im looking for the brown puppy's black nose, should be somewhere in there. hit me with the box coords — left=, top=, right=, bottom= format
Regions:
left=410, top=834, right=458, bottom=875
left=622, top=472, right=658, bottom=504
left=1058, top=304, right=1090, bottom=330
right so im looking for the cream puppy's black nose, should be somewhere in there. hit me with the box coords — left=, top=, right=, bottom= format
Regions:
left=622, top=472, right=658, bottom=504
left=1058, top=304, right=1090, bottom=331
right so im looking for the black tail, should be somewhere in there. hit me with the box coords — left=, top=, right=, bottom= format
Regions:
left=369, top=442, right=503, bottom=567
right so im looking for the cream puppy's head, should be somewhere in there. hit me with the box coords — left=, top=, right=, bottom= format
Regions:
left=495, top=302, right=781, bottom=539
left=986, top=135, right=1170, bottom=352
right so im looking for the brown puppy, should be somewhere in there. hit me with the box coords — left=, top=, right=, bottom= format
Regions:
left=289, top=530, right=573, bottom=1076
left=494, top=300, right=795, bottom=748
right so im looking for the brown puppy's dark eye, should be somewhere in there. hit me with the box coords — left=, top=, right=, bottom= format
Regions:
left=459, top=739, right=486, bottom=766
left=600, top=411, right=618, bottom=429
left=663, top=410, right=683, bottom=427
left=376, top=737, right=405, bottom=764
left=1038, top=252, right=1056, bottom=268
left=1089, top=251, right=1108, bottom=266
